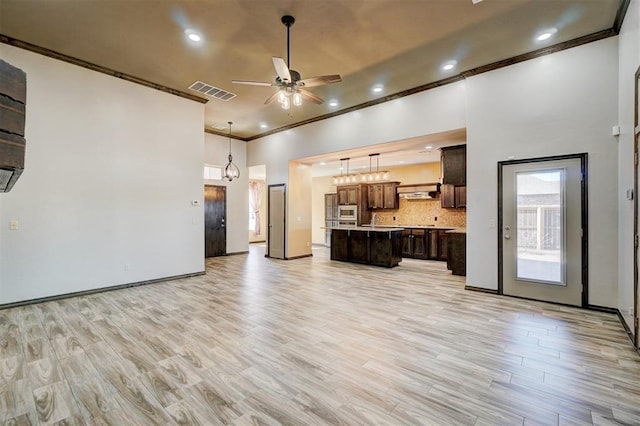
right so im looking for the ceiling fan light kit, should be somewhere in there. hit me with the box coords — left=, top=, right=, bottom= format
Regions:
left=232, top=15, right=342, bottom=115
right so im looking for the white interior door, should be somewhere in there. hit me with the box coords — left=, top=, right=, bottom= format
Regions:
left=501, top=157, right=584, bottom=306
left=268, top=184, right=285, bottom=259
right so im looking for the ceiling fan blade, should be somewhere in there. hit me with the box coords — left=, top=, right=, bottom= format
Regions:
left=298, top=89, right=324, bottom=104
left=298, top=74, right=342, bottom=87
left=272, top=57, right=292, bottom=83
left=264, top=91, right=280, bottom=105
left=231, top=80, right=274, bottom=87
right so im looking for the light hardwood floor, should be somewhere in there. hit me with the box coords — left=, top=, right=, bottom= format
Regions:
left=1, top=245, right=639, bottom=425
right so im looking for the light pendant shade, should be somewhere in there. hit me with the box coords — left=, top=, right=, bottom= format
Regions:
left=224, top=121, right=240, bottom=181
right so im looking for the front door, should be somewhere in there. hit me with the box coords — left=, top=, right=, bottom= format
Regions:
left=204, top=185, right=226, bottom=257
left=499, top=155, right=586, bottom=307
left=268, top=184, right=285, bottom=259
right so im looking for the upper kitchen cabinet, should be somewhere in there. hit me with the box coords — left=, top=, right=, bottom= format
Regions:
left=440, top=144, right=466, bottom=209
left=367, top=182, right=399, bottom=210
left=337, top=186, right=358, bottom=205
left=441, top=145, right=466, bottom=185
left=336, top=184, right=371, bottom=225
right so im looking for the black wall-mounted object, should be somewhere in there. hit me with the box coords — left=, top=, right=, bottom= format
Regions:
left=0, top=59, right=26, bottom=192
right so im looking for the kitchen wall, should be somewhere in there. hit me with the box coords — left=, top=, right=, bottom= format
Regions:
left=311, top=161, right=466, bottom=245
left=374, top=200, right=465, bottom=228
left=617, top=0, right=639, bottom=331
left=204, top=132, right=249, bottom=254
left=0, top=44, right=205, bottom=304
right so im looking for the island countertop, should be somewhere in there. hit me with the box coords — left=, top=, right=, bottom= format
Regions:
left=323, top=226, right=405, bottom=232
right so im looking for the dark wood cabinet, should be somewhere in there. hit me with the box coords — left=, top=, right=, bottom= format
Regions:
left=336, top=184, right=371, bottom=225
left=370, top=231, right=402, bottom=267
left=441, top=145, right=466, bottom=185
left=0, top=60, right=27, bottom=192
left=330, top=229, right=401, bottom=267
left=330, top=230, right=350, bottom=261
left=350, top=230, right=371, bottom=263
left=447, top=232, right=466, bottom=276
left=337, top=186, right=358, bottom=205
left=440, top=144, right=466, bottom=209
left=441, top=184, right=466, bottom=208
left=367, top=182, right=399, bottom=210
left=437, top=230, right=448, bottom=261
left=402, top=228, right=449, bottom=260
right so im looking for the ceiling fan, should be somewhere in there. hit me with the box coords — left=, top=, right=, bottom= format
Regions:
left=232, top=15, right=342, bottom=110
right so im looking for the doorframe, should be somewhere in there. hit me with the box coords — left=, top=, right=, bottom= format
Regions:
left=634, top=65, right=640, bottom=347
left=204, top=184, right=227, bottom=257
left=497, top=153, right=589, bottom=307
left=266, top=183, right=286, bottom=259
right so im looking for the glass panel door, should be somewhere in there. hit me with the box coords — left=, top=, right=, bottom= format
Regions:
left=515, top=169, right=565, bottom=285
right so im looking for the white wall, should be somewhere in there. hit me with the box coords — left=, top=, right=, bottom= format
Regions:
left=0, top=44, right=205, bottom=304
left=618, top=0, right=640, bottom=329
left=466, top=37, right=619, bottom=307
left=204, top=133, right=248, bottom=254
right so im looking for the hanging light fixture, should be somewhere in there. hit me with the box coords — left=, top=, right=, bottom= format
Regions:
left=223, top=121, right=240, bottom=181
left=333, top=158, right=357, bottom=185
left=359, top=153, right=390, bottom=182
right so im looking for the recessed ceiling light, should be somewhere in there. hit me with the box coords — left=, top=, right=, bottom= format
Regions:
left=442, top=60, right=457, bottom=71
left=259, top=123, right=268, bottom=129
left=372, top=85, right=384, bottom=93
left=319, top=162, right=326, bottom=166
left=185, top=29, right=203, bottom=43
left=425, top=145, right=433, bottom=150
left=536, top=28, right=557, bottom=42
left=398, top=161, right=405, bottom=164
left=210, top=123, right=226, bottom=130
left=328, top=100, right=339, bottom=107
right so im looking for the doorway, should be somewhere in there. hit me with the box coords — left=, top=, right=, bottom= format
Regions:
left=498, top=154, right=587, bottom=307
left=268, top=184, right=286, bottom=259
left=204, top=185, right=226, bottom=257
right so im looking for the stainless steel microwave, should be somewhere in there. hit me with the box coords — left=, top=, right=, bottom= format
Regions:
left=337, top=205, right=358, bottom=221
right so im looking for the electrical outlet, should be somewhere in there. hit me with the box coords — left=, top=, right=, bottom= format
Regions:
left=124, top=264, right=130, bottom=271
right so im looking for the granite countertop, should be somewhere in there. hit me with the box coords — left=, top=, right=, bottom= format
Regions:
left=362, top=224, right=460, bottom=230
left=324, top=226, right=405, bottom=232
left=445, top=228, right=467, bottom=234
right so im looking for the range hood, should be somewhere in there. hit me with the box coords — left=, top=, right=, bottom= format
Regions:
left=397, top=183, right=441, bottom=199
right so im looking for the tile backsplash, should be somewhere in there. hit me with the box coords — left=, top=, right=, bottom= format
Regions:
left=373, top=198, right=466, bottom=227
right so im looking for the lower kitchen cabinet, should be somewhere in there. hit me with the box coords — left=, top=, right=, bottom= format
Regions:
left=331, top=229, right=349, bottom=261
left=330, top=228, right=402, bottom=267
left=403, top=228, right=449, bottom=260
left=446, top=231, right=466, bottom=276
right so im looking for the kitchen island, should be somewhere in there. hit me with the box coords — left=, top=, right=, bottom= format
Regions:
left=326, top=226, right=403, bottom=268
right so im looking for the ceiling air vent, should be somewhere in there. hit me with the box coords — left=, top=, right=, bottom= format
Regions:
left=188, top=81, right=236, bottom=101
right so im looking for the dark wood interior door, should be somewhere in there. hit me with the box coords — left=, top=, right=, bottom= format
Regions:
left=205, top=185, right=226, bottom=257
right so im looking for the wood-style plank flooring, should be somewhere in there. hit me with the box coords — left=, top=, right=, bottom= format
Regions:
left=1, top=245, right=639, bottom=425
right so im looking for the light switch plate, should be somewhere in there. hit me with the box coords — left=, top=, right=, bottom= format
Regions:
left=9, top=220, right=19, bottom=230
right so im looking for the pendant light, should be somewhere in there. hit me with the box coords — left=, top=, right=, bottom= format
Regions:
left=223, top=121, right=240, bottom=181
